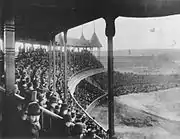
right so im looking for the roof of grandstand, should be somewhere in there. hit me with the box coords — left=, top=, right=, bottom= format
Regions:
left=17, top=39, right=50, bottom=46
left=56, top=33, right=102, bottom=48
left=79, top=33, right=90, bottom=47
left=1, top=0, right=180, bottom=42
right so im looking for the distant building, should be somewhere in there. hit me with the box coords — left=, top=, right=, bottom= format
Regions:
left=56, top=30, right=102, bottom=60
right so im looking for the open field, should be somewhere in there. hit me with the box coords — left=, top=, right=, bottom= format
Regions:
left=89, top=49, right=180, bottom=138
left=101, top=56, right=180, bottom=75
left=88, top=87, right=180, bottom=139
left=100, top=50, right=180, bottom=74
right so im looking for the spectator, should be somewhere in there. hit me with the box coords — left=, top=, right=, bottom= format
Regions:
left=24, top=101, right=42, bottom=139
left=72, top=123, right=84, bottom=139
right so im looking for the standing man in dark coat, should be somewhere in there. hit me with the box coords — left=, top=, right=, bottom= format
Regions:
left=23, top=101, right=42, bottom=139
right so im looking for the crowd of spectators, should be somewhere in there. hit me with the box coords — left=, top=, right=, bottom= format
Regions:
left=91, top=71, right=180, bottom=96
left=13, top=48, right=106, bottom=139
left=66, top=49, right=103, bottom=77
left=3, top=46, right=180, bottom=139
left=74, top=80, right=105, bottom=109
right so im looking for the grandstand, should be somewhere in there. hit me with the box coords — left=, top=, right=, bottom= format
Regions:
left=1, top=27, right=108, bottom=139
left=55, top=30, right=102, bottom=59
left=2, top=42, right=180, bottom=138
left=1, top=1, right=180, bottom=139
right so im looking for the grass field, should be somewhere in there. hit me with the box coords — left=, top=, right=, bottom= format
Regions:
left=88, top=87, right=180, bottom=139
left=100, top=54, right=180, bottom=75
left=91, top=51, right=180, bottom=138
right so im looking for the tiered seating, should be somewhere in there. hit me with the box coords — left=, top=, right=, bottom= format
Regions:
left=68, top=50, right=103, bottom=76
left=91, top=71, right=180, bottom=96
left=6, top=46, right=180, bottom=139
left=14, top=48, right=106, bottom=139
left=74, top=80, right=105, bottom=109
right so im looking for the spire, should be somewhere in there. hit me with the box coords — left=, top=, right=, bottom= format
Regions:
left=79, top=24, right=90, bottom=47
left=90, top=21, right=102, bottom=48
left=81, top=25, right=84, bottom=36
left=80, top=25, right=86, bottom=41
left=93, top=21, right=95, bottom=33
left=90, top=31, right=102, bottom=48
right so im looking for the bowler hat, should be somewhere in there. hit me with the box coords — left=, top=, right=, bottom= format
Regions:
left=50, top=96, right=57, bottom=103
left=63, top=114, right=72, bottom=122
left=26, top=102, right=41, bottom=116
left=72, top=123, right=83, bottom=135
left=61, top=103, right=68, bottom=110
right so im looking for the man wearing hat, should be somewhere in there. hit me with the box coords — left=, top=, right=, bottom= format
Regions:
left=59, top=103, right=68, bottom=117
left=24, top=101, right=42, bottom=139
left=63, top=114, right=75, bottom=136
left=71, top=123, right=84, bottom=139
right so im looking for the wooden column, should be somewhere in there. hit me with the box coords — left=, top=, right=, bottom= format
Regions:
left=48, top=41, right=52, bottom=87
left=90, top=47, right=93, bottom=53
left=98, top=47, right=101, bottom=61
left=105, top=16, right=116, bottom=139
left=2, top=1, right=18, bottom=137
left=22, top=43, right=25, bottom=53
left=58, top=33, right=64, bottom=69
left=53, top=41, right=56, bottom=94
left=63, top=31, right=68, bottom=103
left=60, top=44, right=62, bottom=68
left=0, top=26, right=4, bottom=86
left=4, top=19, right=15, bottom=95
left=25, top=43, right=28, bottom=52
left=0, top=26, right=4, bottom=52
left=0, top=26, right=4, bottom=129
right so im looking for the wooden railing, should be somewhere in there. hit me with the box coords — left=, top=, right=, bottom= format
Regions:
left=1, top=67, right=108, bottom=138
left=14, top=93, right=63, bottom=119
left=0, top=86, right=5, bottom=92
left=86, top=93, right=108, bottom=114
left=68, top=68, right=107, bottom=133
left=14, top=93, right=106, bottom=139
left=70, top=92, right=107, bottom=132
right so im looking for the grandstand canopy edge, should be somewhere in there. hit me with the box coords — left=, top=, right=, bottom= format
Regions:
left=1, top=0, right=180, bottom=42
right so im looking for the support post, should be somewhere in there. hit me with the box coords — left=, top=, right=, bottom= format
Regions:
left=53, top=41, right=56, bottom=94
left=0, top=26, right=4, bottom=52
left=4, top=19, right=15, bottom=95
left=48, top=41, right=52, bottom=87
left=63, top=31, right=68, bottom=103
left=60, top=44, right=62, bottom=68
left=58, top=33, right=64, bottom=70
left=90, top=47, right=93, bottom=53
left=98, top=47, right=101, bottom=61
left=105, top=16, right=116, bottom=139
left=22, top=43, right=25, bottom=53
left=0, top=25, right=4, bottom=86
left=2, top=1, right=17, bottom=137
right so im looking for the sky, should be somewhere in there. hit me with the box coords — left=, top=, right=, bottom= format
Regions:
left=1, top=14, right=180, bottom=51
left=68, top=14, right=180, bottom=51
